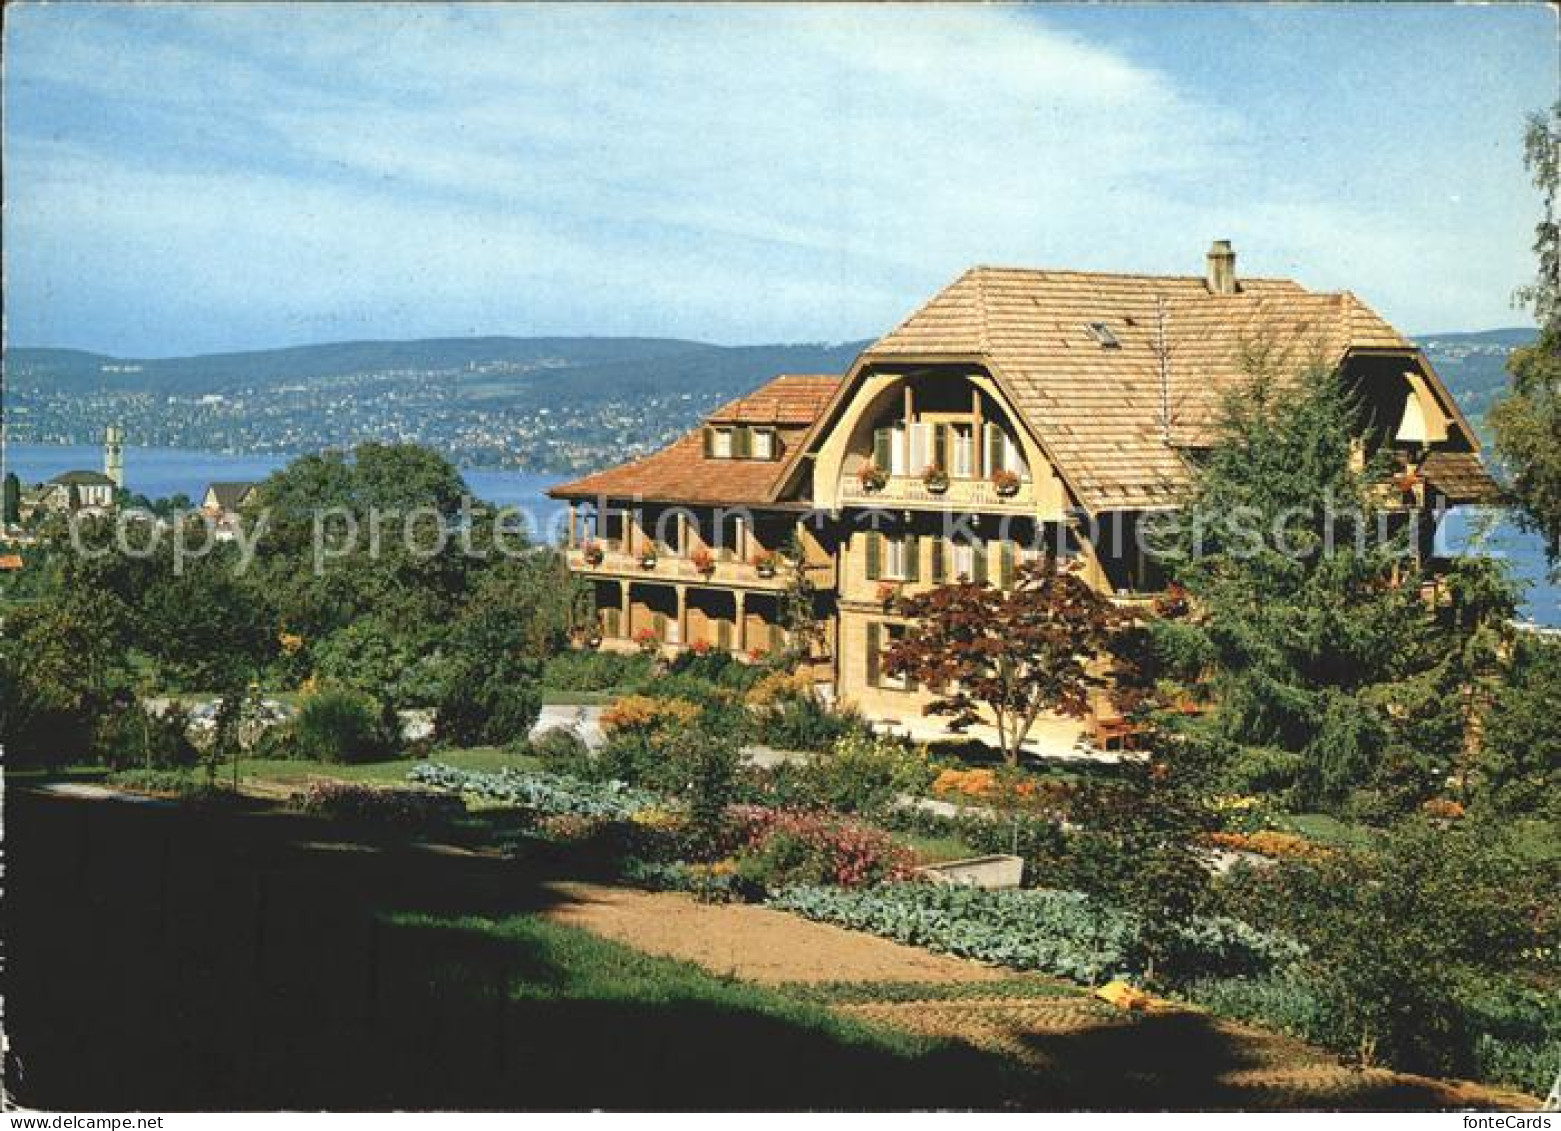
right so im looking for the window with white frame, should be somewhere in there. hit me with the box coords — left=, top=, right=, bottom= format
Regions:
left=888, top=424, right=908, bottom=476
left=751, top=428, right=775, bottom=460
left=711, top=428, right=734, bottom=458
left=952, top=540, right=976, bottom=580
left=951, top=425, right=974, bottom=477
left=908, top=422, right=931, bottom=473
left=885, top=535, right=912, bottom=580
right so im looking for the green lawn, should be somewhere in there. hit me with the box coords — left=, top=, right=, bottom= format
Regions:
left=235, top=745, right=540, bottom=788
left=895, top=830, right=981, bottom=864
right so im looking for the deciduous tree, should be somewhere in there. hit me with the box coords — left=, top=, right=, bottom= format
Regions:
left=882, top=555, right=1122, bottom=766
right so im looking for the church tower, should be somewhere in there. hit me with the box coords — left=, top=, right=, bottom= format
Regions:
left=104, top=425, right=124, bottom=489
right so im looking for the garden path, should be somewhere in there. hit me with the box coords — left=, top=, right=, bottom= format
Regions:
left=543, top=881, right=1541, bottom=1111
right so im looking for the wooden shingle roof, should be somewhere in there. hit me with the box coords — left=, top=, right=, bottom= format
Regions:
left=1419, top=450, right=1501, bottom=504
left=548, top=374, right=840, bottom=506
left=863, top=266, right=1428, bottom=510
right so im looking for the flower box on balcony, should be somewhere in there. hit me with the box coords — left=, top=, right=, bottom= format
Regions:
left=581, top=542, right=605, bottom=566
left=991, top=469, right=1021, bottom=497
left=691, top=547, right=716, bottom=576
left=751, top=550, right=778, bottom=579
left=922, top=465, right=950, bottom=494
left=857, top=463, right=888, bottom=493
left=638, top=551, right=659, bottom=569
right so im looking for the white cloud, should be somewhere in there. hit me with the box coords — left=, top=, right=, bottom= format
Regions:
left=2, top=3, right=1547, bottom=351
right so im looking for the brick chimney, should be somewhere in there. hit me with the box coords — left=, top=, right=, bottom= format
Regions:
left=1206, top=240, right=1237, bottom=295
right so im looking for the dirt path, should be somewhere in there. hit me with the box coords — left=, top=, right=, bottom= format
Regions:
left=544, top=881, right=1541, bottom=1111
left=542, top=880, right=1009, bottom=984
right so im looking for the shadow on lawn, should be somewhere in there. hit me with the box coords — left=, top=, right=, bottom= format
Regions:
left=3, top=788, right=1005, bottom=1110
left=3, top=788, right=1494, bottom=1111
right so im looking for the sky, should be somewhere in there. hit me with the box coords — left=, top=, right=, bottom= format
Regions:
left=4, top=2, right=1557, bottom=356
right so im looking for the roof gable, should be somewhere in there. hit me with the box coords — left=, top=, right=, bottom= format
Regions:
left=860, top=265, right=1439, bottom=510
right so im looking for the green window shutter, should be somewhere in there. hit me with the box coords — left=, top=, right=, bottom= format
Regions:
left=930, top=537, right=946, bottom=583
left=873, top=428, right=892, bottom=469
left=653, top=612, right=667, bottom=637
left=604, top=608, right=620, bottom=637
left=703, top=428, right=715, bottom=458
left=717, top=618, right=732, bottom=650
left=734, top=426, right=752, bottom=459
left=865, top=622, right=882, bottom=688
left=864, top=531, right=881, bottom=580
left=998, top=541, right=1015, bottom=589
left=933, top=424, right=948, bottom=470
left=972, top=540, right=988, bottom=584
left=904, top=536, right=921, bottom=582
left=769, top=623, right=784, bottom=653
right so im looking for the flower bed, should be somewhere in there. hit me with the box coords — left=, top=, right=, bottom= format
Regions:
left=294, top=780, right=465, bottom=829
left=407, top=762, right=658, bottom=820
left=768, top=882, right=1301, bottom=984
left=731, top=806, right=917, bottom=889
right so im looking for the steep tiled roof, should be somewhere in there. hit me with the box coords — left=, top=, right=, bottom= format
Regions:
left=1419, top=450, right=1502, bottom=505
left=707, top=373, right=840, bottom=424
left=863, top=266, right=1428, bottom=510
left=549, top=374, right=840, bottom=505
left=204, top=481, right=257, bottom=510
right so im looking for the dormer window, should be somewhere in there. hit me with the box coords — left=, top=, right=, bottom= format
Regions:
left=705, top=425, right=779, bottom=460
left=1084, top=322, right=1121, bottom=348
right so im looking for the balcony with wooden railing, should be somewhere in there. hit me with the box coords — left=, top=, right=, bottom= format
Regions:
left=838, top=472, right=1039, bottom=515
left=565, top=547, right=834, bottom=591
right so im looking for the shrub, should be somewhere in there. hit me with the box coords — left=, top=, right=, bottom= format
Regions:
left=294, top=780, right=463, bottom=830
left=789, top=731, right=935, bottom=816
left=105, top=768, right=206, bottom=797
left=601, top=694, right=702, bottom=737
left=529, top=727, right=593, bottom=777
left=541, top=650, right=652, bottom=693
left=435, top=671, right=541, bottom=747
left=757, top=693, right=869, bottom=752
left=293, top=688, right=395, bottom=764
left=1212, top=818, right=1557, bottom=1075
left=731, top=807, right=917, bottom=889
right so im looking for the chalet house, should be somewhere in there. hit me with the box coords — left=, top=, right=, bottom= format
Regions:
left=549, top=243, right=1496, bottom=743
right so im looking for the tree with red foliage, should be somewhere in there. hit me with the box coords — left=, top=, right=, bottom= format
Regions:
left=882, top=555, right=1123, bottom=765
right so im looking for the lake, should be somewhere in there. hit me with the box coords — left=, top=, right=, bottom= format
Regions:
left=8, top=442, right=1557, bottom=626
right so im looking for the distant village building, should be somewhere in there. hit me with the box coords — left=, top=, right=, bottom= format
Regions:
left=20, top=425, right=127, bottom=518
left=550, top=243, right=1498, bottom=749
left=27, top=470, right=118, bottom=515
left=201, top=481, right=257, bottom=519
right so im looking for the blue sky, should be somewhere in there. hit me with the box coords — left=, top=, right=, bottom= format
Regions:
left=4, top=2, right=1556, bottom=356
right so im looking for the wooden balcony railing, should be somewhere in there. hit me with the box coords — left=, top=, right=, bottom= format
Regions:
left=839, top=474, right=1036, bottom=512
left=567, top=549, right=833, bottom=590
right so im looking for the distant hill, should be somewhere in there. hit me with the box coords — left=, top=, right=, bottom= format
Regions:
left=2, top=336, right=872, bottom=473
left=1, top=328, right=1533, bottom=473
left=1414, top=327, right=1536, bottom=423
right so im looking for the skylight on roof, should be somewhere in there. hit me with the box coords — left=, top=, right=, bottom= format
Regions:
left=1084, top=322, right=1121, bottom=348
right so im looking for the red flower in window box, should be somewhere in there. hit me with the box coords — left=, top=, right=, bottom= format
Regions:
left=745, top=646, right=769, bottom=664
left=857, top=463, right=887, bottom=492
left=921, top=464, right=949, bottom=494
left=633, top=626, right=661, bottom=654
left=991, top=468, right=1021, bottom=497
left=691, top=546, right=716, bottom=575
left=637, top=546, right=659, bottom=569
left=875, top=581, right=902, bottom=609
left=581, top=540, right=605, bottom=565
left=690, top=638, right=713, bottom=656
left=750, top=549, right=778, bottom=578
